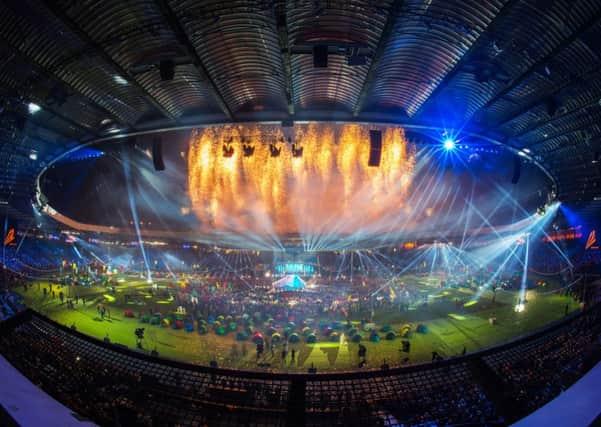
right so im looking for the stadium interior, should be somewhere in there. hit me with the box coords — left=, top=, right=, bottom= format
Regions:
left=1, top=1, right=601, bottom=426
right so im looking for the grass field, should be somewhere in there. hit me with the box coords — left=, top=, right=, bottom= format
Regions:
left=18, top=275, right=578, bottom=372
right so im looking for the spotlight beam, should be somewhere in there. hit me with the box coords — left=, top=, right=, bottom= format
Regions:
left=301, top=146, right=432, bottom=251
left=370, top=247, right=430, bottom=297
left=519, top=234, right=530, bottom=305
left=459, top=181, right=476, bottom=249
left=212, top=251, right=254, bottom=291
left=460, top=193, right=512, bottom=249
left=472, top=243, right=521, bottom=301
left=121, top=148, right=152, bottom=282
left=161, top=256, right=178, bottom=281
left=15, top=217, right=35, bottom=255
left=361, top=148, right=446, bottom=250
left=492, top=186, right=571, bottom=268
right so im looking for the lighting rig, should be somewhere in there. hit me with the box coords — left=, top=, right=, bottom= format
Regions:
left=219, top=134, right=300, bottom=158
left=242, top=137, right=255, bottom=157
left=269, top=142, right=282, bottom=157
left=291, top=143, right=303, bottom=158
left=222, top=137, right=234, bottom=158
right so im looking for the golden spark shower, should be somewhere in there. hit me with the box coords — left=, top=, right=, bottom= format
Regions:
left=188, top=123, right=416, bottom=249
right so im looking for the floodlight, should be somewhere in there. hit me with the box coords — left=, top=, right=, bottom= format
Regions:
left=443, top=139, right=455, bottom=151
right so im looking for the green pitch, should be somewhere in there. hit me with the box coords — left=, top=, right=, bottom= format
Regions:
left=19, top=275, right=577, bottom=372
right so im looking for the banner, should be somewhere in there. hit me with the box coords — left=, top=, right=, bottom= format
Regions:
left=3, top=227, right=16, bottom=246
left=585, top=229, right=598, bottom=251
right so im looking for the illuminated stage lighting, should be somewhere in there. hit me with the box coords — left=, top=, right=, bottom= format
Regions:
left=28, top=102, right=41, bottom=114
left=443, top=139, right=456, bottom=150
left=269, top=143, right=281, bottom=157
left=291, top=143, right=303, bottom=158
left=242, top=143, right=255, bottom=157
left=113, top=74, right=128, bottom=85
left=222, top=144, right=234, bottom=158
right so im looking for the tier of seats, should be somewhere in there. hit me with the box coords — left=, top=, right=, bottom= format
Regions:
left=0, top=306, right=599, bottom=426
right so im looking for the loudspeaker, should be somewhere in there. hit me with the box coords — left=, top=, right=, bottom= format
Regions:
left=159, top=59, right=175, bottom=81
left=511, top=155, right=521, bottom=184
left=313, top=45, right=328, bottom=68
left=152, top=137, right=165, bottom=171
left=368, top=130, right=382, bottom=167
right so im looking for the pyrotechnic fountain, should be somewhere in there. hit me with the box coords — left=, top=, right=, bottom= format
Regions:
left=188, top=123, right=416, bottom=250
left=39, top=121, right=565, bottom=268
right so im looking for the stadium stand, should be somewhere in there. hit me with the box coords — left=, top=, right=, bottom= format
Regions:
left=0, top=270, right=26, bottom=321
left=0, top=305, right=599, bottom=427
left=512, top=362, right=601, bottom=427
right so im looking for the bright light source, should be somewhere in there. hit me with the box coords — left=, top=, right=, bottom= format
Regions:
left=517, top=150, right=527, bottom=157
left=28, top=102, right=41, bottom=114
left=522, top=148, right=531, bottom=154
left=113, top=75, right=128, bottom=85
left=443, top=139, right=456, bottom=150
left=29, top=151, right=38, bottom=161
left=537, top=206, right=546, bottom=216
left=515, top=303, right=525, bottom=313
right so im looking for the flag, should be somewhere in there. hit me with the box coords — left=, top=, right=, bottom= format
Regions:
left=3, top=228, right=16, bottom=246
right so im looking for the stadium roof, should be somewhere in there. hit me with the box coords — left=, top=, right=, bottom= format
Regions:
left=1, top=0, right=601, bottom=221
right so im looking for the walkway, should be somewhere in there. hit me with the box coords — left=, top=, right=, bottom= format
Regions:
left=0, top=355, right=96, bottom=427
